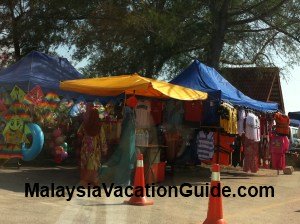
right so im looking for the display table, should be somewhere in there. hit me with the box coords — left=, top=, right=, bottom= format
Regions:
left=136, top=144, right=168, bottom=184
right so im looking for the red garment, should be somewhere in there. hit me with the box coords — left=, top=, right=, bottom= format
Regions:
left=214, top=133, right=235, bottom=152
left=270, top=134, right=289, bottom=170
left=184, top=101, right=203, bottom=122
left=150, top=101, right=163, bottom=125
left=274, top=113, right=290, bottom=136
left=260, top=115, right=268, bottom=137
left=243, top=137, right=259, bottom=173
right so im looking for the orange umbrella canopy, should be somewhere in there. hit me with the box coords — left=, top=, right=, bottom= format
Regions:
left=60, top=73, right=208, bottom=101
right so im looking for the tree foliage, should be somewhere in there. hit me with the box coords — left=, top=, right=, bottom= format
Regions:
left=1, top=0, right=300, bottom=78
left=0, top=0, right=93, bottom=66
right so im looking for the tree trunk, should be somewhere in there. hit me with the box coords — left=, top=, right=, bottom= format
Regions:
left=8, top=0, right=21, bottom=61
left=206, top=0, right=230, bottom=69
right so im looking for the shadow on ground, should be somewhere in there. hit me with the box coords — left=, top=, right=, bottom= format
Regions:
left=0, top=166, right=79, bottom=193
left=0, top=164, right=278, bottom=193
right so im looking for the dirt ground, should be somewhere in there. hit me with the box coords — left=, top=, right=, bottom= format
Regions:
left=0, top=165, right=299, bottom=224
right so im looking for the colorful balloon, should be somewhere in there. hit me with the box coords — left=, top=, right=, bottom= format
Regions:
left=55, top=136, right=65, bottom=145
left=61, top=151, right=68, bottom=160
left=61, top=142, right=68, bottom=151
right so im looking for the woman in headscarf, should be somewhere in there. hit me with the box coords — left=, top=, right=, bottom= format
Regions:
left=78, top=103, right=107, bottom=186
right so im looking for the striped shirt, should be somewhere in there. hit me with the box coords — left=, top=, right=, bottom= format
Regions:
left=196, top=131, right=214, bottom=160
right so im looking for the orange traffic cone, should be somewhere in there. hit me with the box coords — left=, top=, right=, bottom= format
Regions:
left=203, top=164, right=227, bottom=224
left=124, top=153, right=154, bottom=206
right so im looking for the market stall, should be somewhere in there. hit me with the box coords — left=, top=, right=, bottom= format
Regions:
left=170, top=60, right=292, bottom=173
left=0, top=51, right=95, bottom=164
left=60, top=73, right=208, bottom=184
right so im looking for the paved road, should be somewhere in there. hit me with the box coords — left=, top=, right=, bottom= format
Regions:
left=0, top=166, right=299, bottom=224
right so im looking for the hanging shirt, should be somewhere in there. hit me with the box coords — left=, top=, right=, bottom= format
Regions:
left=150, top=100, right=164, bottom=125
left=219, top=103, right=238, bottom=135
left=260, top=115, right=268, bottom=138
left=245, top=112, right=260, bottom=142
left=184, top=101, right=203, bottom=122
left=202, top=94, right=220, bottom=126
left=238, top=109, right=246, bottom=136
left=196, top=131, right=214, bottom=161
left=135, top=100, right=151, bottom=128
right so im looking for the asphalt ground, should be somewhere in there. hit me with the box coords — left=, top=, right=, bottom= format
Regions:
left=0, top=165, right=299, bottom=224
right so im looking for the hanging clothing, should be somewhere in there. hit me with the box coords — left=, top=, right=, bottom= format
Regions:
left=202, top=96, right=220, bottom=126
left=219, top=103, right=238, bottom=135
left=259, top=137, right=270, bottom=168
left=196, top=131, right=214, bottom=161
left=102, top=106, right=136, bottom=185
left=184, top=101, right=203, bottom=122
left=270, top=134, right=289, bottom=170
left=165, top=131, right=183, bottom=162
left=135, top=99, right=151, bottom=128
left=243, top=137, right=259, bottom=173
left=232, top=137, right=242, bottom=167
left=274, top=112, right=290, bottom=136
left=260, top=115, right=269, bottom=138
left=238, top=109, right=246, bottom=136
left=150, top=100, right=164, bottom=125
left=245, top=112, right=260, bottom=142
left=80, top=125, right=107, bottom=171
left=165, top=100, right=184, bottom=128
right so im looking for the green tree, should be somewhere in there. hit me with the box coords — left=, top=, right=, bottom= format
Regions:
left=0, top=0, right=94, bottom=65
left=2, top=1, right=300, bottom=78
left=72, top=0, right=300, bottom=78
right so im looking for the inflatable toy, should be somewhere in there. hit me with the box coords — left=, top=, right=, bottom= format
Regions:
left=22, top=123, right=44, bottom=161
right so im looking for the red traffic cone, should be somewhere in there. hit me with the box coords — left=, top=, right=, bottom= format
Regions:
left=203, top=164, right=227, bottom=224
left=124, top=153, right=154, bottom=206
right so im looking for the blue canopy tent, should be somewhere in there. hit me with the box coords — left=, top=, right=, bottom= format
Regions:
left=0, top=51, right=112, bottom=102
left=170, top=60, right=278, bottom=112
left=0, top=51, right=84, bottom=96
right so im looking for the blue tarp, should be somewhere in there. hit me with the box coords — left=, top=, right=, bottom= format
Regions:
left=0, top=51, right=87, bottom=98
left=289, top=112, right=300, bottom=120
left=170, top=60, right=278, bottom=112
left=289, top=112, right=300, bottom=127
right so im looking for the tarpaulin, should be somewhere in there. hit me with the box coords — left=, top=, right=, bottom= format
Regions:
left=170, top=60, right=278, bottom=112
left=288, top=111, right=300, bottom=120
left=60, top=73, right=208, bottom=101
left=0, top=51, right=88, bottom=98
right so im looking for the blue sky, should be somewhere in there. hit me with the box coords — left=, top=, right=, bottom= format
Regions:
left=281, top=66, right=300, bottom=114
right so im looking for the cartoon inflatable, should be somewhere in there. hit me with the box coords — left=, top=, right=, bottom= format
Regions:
left=21, top=123, right=44, bottom=161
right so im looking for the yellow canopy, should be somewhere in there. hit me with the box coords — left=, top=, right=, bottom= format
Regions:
left=60, top=73, right=207, bottom=100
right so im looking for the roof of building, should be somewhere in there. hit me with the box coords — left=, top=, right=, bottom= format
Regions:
left=222, top=67, right=285, bottom=113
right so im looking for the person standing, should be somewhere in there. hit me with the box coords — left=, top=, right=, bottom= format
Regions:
left=78, top=104, right=107, bottom=187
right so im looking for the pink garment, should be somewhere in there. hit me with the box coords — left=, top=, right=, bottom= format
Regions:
left=243, top=137, right=259, bottom=173
left=269, top=134, right=289, bottom=170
